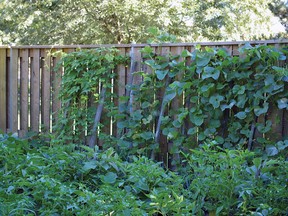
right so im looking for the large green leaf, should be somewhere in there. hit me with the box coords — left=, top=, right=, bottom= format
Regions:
left=155, top=70, right=169, bottom=80
left=196, top=53, right=211, bottom=67
left=220, top=100, right=236, bottom=111
left=254, top=102, right=269, bottom=116
left=140, top=132, right=154, bottom=140
left=190, top=114, right=204, bottom=126
left=181, top=49, right=192, bottom=58
left=266, top=145, right=278, bottom=156
left=163, top=89, right=177, bottom=104
left=187, top=127, right=197, bottom=135
left=103, top=172, right=118, bottom=184
left=235, top=111, right=247, bottom=120
left=200, top=83, right=215, bottom=93
left=209, top=94, right=224, bottom=108
left=202, top=66, right=220, bottom=80
left=232, top=85, right=245, bottom=95
left=83, top=161, right=97, bottom=171
left=277, top=98, right=288, bottom=109
left=276, top=140, right=288, bottom=151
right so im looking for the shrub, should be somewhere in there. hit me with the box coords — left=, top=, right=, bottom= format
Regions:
left=181, top=142, right=288, bottom=215
left=0, top=133, right=193, bottom=215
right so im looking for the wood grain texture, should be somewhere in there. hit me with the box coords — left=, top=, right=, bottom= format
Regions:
left=41, top=50, right=51, bottom=133
left=19, top=49, right=29, bottom=136
left=52, top=50, right=62, bottom=128
left=8, top=48, right=18, bottom=133
left=0, top=49, right=6, bottom=132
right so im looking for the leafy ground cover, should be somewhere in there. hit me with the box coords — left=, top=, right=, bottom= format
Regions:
left=0, top=133, right=287, bottom=215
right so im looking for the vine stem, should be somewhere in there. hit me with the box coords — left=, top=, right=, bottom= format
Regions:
left=89, top=85, right=106, bottom=149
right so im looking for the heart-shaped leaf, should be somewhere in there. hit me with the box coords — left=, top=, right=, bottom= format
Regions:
left=196, top=53, right=211, bottom=67
left=235, top=111, right=247, bottom=119
left=277, top=98, right=288, bottom=109
left=155, top=70, right=169, bottom=80
left=254, top=102, right=269, bottom=116
left=190, top=114, right=204, bottom=126
left=266, top=145, right=278, bottom=156
left=209, top=94, right=224, bottom=108
left=276, top=140, right=288, bottom=151
left=163, top=89, right=176, bottom=104
left=232, top=85, right=245, bottom=95
left=202, top=66, right=220, bottom=80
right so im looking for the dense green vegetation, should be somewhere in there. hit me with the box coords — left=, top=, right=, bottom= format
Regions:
left=54, top=44, right=288, bottom=159
left=1, top=44, right=288, bottom=215
left=0, top=0, right=287, bottom=45
left=0, top=133, right=287, bottom=215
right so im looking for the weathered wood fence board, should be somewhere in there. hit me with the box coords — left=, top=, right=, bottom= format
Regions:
left=8, top=48, right=18, bottom=133
left=41, top=49, right=51, bottom=133
left=0, top=49, right=6, bottom=132
left=19, top=49, right=29, bottom=137
left=0, top=40, right=287, bottom=145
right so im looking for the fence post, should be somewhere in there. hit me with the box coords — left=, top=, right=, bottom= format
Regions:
left=8, top=47, right=18, bottom=134
left=0, top=48, right=6, bottom=132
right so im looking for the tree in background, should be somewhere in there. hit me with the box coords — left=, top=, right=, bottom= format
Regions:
left=178, top=0, right=287, bottom=41
left=0, top=0, right=286, bottom=45
left=269, top=0, right=288, bottom=32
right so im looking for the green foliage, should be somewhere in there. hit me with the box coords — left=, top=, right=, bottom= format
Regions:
left=0, top=133, right=194, bottom=215
left=54, top=44, right=288, bottom=162
left=269, top=0, right=288, bottom=34
left=181, top=142, right=288, bottom=215
left=1, top=133, right=287, bottom=215
left=135, top=44, right=288, bottom=156
left=0, top=0, right=285, bottom=44
left=53, top=48, right=128, bottom=146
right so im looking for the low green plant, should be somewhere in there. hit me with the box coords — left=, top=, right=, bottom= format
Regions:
left=0, top=133, right=195, bottom=215
left=181, top=142, right=288, bottom=215
left=1, top=133, right=287, bottom=215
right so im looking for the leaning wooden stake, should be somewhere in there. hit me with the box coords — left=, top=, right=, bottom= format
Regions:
left=127, top=43, right=137, bottom=115
left=151, top=77, right=171, bottom=160
left=248, top=116, right=258, bottom=151
left=118, top=44, right=137, bottom=138
left=89, top=85, right=107, bottom=149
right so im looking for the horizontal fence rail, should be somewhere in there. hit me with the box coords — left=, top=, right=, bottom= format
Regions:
left=0, top=40, right=288, bottom=147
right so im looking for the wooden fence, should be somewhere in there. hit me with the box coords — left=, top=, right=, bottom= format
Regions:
left=0, top=40, right=288, bottom=141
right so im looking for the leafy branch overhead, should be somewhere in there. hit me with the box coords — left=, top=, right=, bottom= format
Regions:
left=0, top=0, right=287, bottom=45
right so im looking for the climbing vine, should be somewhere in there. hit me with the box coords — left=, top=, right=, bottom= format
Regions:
left=138, top=44, right=288, bottom=157
left=53, top=48, right=128, bottom=146
left=54, top=44, right=288, bottom=163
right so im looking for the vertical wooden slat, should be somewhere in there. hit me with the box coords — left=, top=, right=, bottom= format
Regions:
left=131, top=47, right=142, bottom=111
left=52, top=49, right=62, bottom=129
left=0, top=49, right=6, bottom=132
left=114, top=47, right=127, bottom=138
left=158, top=45, right=170, bottom=164
left=30, top=49, right=40, bottom=132
left=283, top=83, right=288, bottom=139
left=169, top=46, right=184, bottom=168
left=62, top=48, right=75, bottom=139
left=19, top=49, right=29, bottom=137
left=141, top=46, right=155, bottom=136
left=184, top=46, right=198, bottom=146
left=41, top=49, right=51, bottom=133
left=266, top=105, right=283, bottom=142
left=8, top=48, right=18, bottom=133
left=232, top=45, right=240, bottom=56
left=99, top=80, right=111, bottom=149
